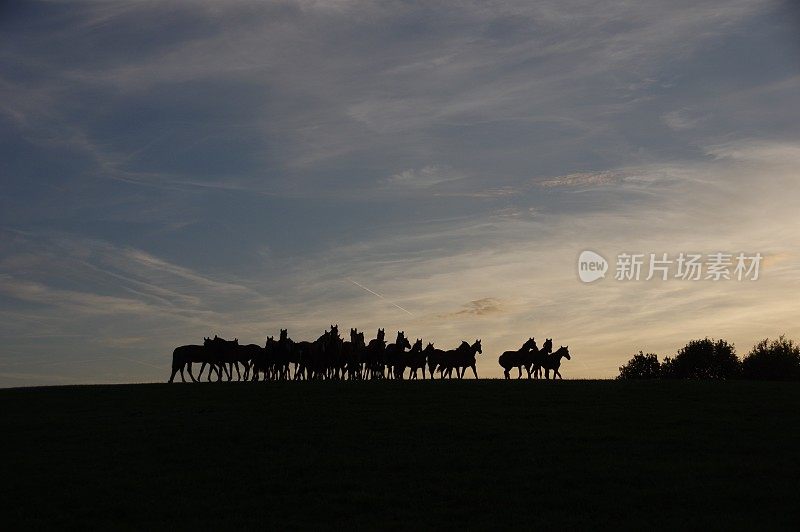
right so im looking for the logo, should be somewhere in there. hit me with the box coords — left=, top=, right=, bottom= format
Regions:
left=578, top=250, right=608, bottom=283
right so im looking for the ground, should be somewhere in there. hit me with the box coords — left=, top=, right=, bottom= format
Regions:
left=2, top=380, right=799, bottom=529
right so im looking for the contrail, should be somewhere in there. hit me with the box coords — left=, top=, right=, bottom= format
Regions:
left=348, top=279, right=414, bottom=316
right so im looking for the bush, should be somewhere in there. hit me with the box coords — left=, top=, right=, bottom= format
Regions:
left=661, top=338, right=739, bottom=380
left=618, top=351, right=661, bottom=379
left=741, top=336, right=800, bottom=380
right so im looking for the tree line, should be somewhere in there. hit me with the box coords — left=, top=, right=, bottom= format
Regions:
left=618, top=335, right=800, bottom=380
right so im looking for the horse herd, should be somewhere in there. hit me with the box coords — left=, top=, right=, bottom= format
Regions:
left=167, top=325, right=571, bottom=383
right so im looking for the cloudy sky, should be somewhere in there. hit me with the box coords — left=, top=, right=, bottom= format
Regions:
left=1, top=0, right=799, bottom=386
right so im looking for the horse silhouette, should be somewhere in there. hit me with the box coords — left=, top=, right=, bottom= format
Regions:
left=541, top=345, right=571, bottom=379
left=498, top=337, right=538, bottom=379
left=229, top=341, right=260, bottom=381
left=363, top=328, right=386, bottom=379
left=404, top=339, right=427, bottom=379
left=441, top=340, right=482, bottom=379
left=197, top=336, right=239, bottom=381
left=530, top=338, right=553, bottom=379
left=273, top=329, right=294, bottom=380
left=384, top=331, right=411, bottom=379
left=427, top=344, right=447, bottom=379
left=168, top=343, right=206, bottom=383
left=343, top=328, right=366, bottom=380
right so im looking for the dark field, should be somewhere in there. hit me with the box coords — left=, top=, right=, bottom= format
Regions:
left=2, top=380, right=799, bottom=530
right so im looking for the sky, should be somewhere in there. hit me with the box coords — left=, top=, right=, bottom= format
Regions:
left=1, top=0, right=799, bottom=386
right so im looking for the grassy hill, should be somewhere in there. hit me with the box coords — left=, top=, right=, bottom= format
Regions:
left=2, top=380, right=799, bottom=529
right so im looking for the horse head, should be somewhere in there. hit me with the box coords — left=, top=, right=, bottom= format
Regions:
left=543, top=338, right=553, bottom=354
left=396, top=331, right=411, bottom=350
left=473, top=339, right=482, bottom=354
left=412, top=338, right=422, bottom=352
left=280, top=329, right=288, bottom=341
left=523, top=337, right=537, bottom=351
left=558, top=346, right=571, bottom=360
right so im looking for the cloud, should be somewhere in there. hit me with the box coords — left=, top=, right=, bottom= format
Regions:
left=383, top=165, right=461, bottom=189
left=662, top=108, right=706, bottom=130
left=440, top=298, right=505, bottom=319
left=539, top=171, right=623, bottom=188
left=704, top=140, right=800, bottom=165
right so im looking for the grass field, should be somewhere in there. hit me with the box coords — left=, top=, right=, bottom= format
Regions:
left=2, top=380, right=799, bottom=529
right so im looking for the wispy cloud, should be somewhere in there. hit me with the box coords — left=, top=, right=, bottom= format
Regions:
left=539, top=171, right=624, bottom=188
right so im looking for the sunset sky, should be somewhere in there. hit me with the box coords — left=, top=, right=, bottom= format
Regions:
left=1, top=0, right=799, bottom=386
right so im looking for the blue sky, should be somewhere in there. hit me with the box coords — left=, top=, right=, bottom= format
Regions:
left=1, top=0, right=799, bottom=386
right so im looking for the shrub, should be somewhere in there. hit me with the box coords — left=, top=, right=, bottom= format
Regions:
left=618, top=351, right=661, bottom=379
left=741, top=336, right=800, bottom=380
left=661, top=338, right=739, bottom=380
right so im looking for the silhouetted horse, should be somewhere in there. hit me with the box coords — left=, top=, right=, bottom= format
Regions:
left=541, top=345, right=570, bottom=379
left=250, top=336, right=274, bottom=381
left=274, top=329, right=294, bottom=379
left=440, top=340, right=482, bottom=379
left=364, top=328, right=386, bottom=379
left=498, top=337, right=537, bottom=379
left=342, top=328, right=366, bottom=380
left=293, top=340, right=313, bottom=380
left=298, top=326, right=343, bottom=380
left=404, top=339, right=427, bottom=379
left=531, top=338, right=553, bottom=379
left=384, top=331, right=411, bottom=379
left=427, top=345, right=447, bottom=379
left=453, top=339, right=482, bottom=379
left=168, top=343, right=206, bottom=383
left=198, top=336, right=239, bottom=381
left=229, top=342, right=260, bottom=381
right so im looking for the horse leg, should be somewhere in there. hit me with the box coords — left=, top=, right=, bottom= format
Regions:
left=471, top=364, right=478, bottom=379
left=168, top=367, right=178, bottom=383
left=196, top=362, right=205, bottom=381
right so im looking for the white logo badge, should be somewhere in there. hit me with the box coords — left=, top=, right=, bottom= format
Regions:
left=578, top=250, right=608, bottom=283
